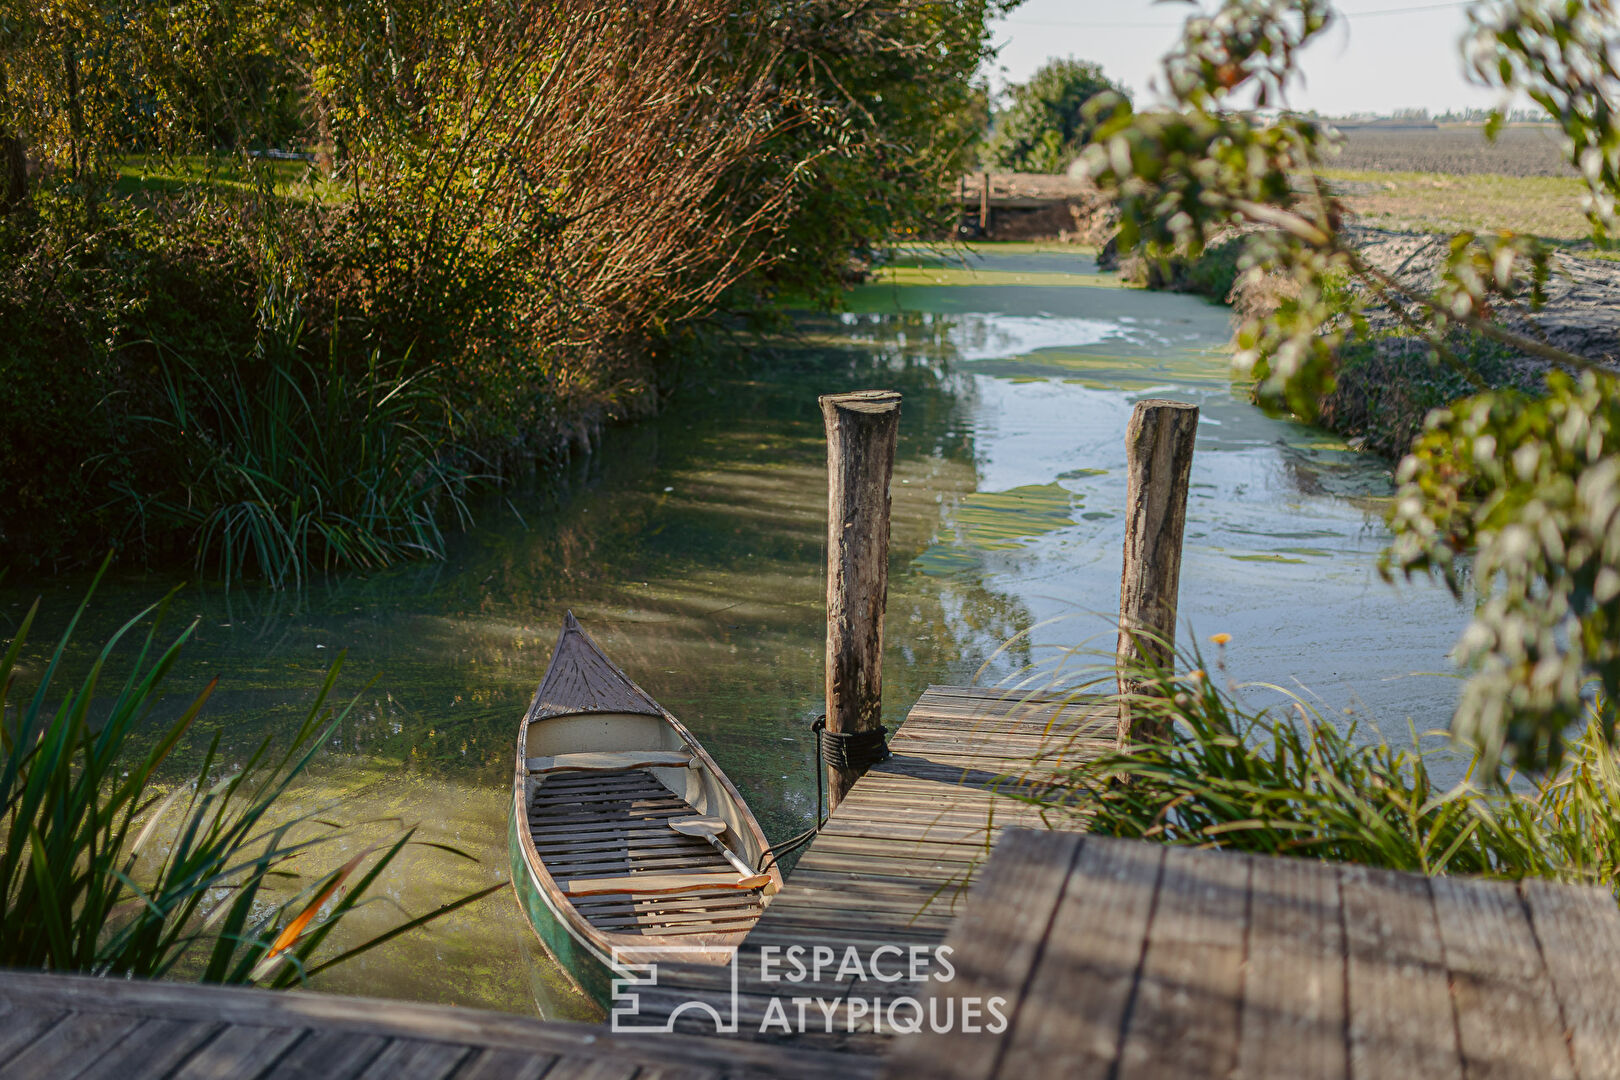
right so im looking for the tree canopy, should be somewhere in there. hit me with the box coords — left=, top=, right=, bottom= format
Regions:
left=983, top=56, right=1128, bottom=173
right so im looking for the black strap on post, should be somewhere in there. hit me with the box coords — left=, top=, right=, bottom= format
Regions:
left=817, top=722, right=891, bottom=771
left=760, top=712, right=894, bottom=874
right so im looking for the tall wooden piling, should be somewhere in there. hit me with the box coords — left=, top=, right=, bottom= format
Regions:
left=821, top=389, right=902, bottom=809
left=1117, top=399, right=1199, bottom=745
left=979, top=172, right=992, bottom=235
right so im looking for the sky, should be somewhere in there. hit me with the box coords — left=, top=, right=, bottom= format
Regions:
left=984, top=0, right=1508, bottom=116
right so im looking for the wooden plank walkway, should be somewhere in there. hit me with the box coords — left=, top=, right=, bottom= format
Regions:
left=0, top=969, right=871, bottom=1080
left=883, top=830, right=1620, bottom=1080
left=628, top=685, right=1113, bottom=1051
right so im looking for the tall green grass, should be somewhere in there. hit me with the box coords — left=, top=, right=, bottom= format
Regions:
left=133, top=336, right=478, bottom=589
left=1019, top=645, right=1620, bottom=888
left=0, top=564, right=498, bottom=982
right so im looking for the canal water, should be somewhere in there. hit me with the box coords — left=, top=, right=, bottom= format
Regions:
left=2, top=245, right=1468, bottom=1018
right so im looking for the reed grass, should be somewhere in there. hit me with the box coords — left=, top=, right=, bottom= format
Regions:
left=135, top=333, right=478, bottom=589
left=1018, top=642, right=1620, bottom=890
left=0, top=562, right=499, bottom=983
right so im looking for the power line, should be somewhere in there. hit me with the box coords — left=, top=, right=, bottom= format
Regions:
left=1001, top=1, right=1473, bottom=31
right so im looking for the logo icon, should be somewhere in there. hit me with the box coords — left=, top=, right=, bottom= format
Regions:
left=609, top=945, right=740, bottom=1033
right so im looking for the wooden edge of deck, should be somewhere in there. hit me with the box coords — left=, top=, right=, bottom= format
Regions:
left=0, top=970, right=866, bottom=1079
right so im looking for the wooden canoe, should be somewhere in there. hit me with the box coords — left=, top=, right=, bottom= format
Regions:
left=509, top=612, right=784, bottom=1008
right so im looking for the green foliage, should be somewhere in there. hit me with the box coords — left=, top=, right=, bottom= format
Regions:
left=752, top=2, right=1013, bottom=307
left=1388, top=371, right=1620, bottom=768
left=983, top=57, right=1128, bottom=174
left=0, top=0, right=1013, bottom=582
left=1318, top=330, right=1545, bottom=459
left=1084, top=0, right=1620, bottom=770
left=1124, top=231, right=1252, bottom=300
left=0, top=191, right=259, bottom=570
left=0, top=563, right=498, bottom=982
left=1030, top=653, right=1620, bottom=886
left=142, top=342, right=477, bottom=590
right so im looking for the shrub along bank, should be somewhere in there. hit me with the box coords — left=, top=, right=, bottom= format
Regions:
left=1113, top=227, right=1574, bottom=458
left=0, top=0, right=1006, bottom=583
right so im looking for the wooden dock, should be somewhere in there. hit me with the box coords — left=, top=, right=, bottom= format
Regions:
left=0, top=968, right=865, bottom=1080
left=883, top=829, right=1620, bottom=1080
left=7, top=683, right=1620, bottom=1078
left=625, top=684, right=1112, bottom=1050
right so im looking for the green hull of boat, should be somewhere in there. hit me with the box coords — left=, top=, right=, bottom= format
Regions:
left=507, top=802, right=617, bottom=1010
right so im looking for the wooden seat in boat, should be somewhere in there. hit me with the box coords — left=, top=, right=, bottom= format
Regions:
left=525, top=749, right=694, bottom=773
left=563, top=871, right=770, bottom=897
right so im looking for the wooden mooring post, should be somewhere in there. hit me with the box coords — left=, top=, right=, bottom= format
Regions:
left=821, top=389, right=902, bottom=809
left=1117, top=399, right=1199, bottom=745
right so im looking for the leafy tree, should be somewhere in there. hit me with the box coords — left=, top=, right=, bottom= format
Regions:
left=1086, top=0, right=1620, bottom=770
left=984, top=56, right=1128, bottom=173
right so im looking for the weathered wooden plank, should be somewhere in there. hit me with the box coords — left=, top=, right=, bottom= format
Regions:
left=1235, top=854, right=1346, bottom=1080
left=1519, top=877, right=1620, bottom=1080
left=1115, top=843, right=1249, bottom=1080
left=1428, top=874, right=1574, bottom=1080
left=993, top=835, right=1164, bottom=1079
left=628, top=1065, right=724, bottom=1080
left=564, top=872, right=768, bottom=896
left=352, top=1038, right=470, bottom=1080
left=1340, top=864, right=1463, bottom=1080
left=0, top=1001, right=64, bottom=1067
left=878, top=830, right=1084, bottom=1080
left=0, top=973, right=870, bottom=1080
left=71, top=1019, right=221, bottom=1080
left=170, top=1024, right=303, bottom=1080
left=538, top=1056, right=650, bottom=1080
left=0, top=1010, right=137, bottom=1080
left=448, top=1047, right=554, bottom=1080
left=258, top=1030, right=389, bottom=1080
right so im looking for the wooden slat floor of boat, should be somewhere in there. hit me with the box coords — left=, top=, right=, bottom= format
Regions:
left=529, top=767, right=764, bottom=936
left=639, top=685, right=1108, bottom=1052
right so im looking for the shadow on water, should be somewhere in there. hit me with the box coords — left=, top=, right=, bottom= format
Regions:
left=1, top=246, right=1470, bottom=1015
left=0, top=322, right=1036, bottom=1018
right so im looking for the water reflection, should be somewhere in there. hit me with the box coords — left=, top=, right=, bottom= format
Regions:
left=2, top=246, right=1467, bottom=1016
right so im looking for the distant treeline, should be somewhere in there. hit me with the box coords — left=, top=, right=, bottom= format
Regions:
left=0, top=0, right=1005, bottom=583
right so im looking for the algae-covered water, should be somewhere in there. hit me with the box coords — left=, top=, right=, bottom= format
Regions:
left=2, top=246, right=1467, bottom=1018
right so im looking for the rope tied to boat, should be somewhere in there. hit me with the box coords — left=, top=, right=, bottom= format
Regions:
left=815, top=719, right=891, bottom=771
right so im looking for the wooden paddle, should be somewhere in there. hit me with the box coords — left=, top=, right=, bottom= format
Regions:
left=670, top=816, right=759, bottom=880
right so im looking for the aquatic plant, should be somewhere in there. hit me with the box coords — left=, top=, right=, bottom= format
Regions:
left=0, top=565, right=499, bottom=983
left=140, top=329, right=478, bottom=590
left=1019, top=639, right=1620, bottom=888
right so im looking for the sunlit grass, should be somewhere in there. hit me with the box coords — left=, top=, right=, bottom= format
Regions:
left=114, top=153, right=342, bottom=202
left=1320, top=167, right=1595, bottom=243
left=871, top=264, right=1126, bottom=288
